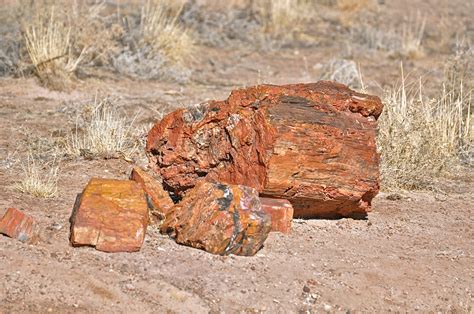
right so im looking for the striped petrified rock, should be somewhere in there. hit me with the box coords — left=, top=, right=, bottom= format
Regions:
left=147, top=81, right=383, bottom=218
left=160, top=181, right=271, bottom=256
left=69, top=178, right=149, bottom=253
left=260, top=198, right=294, bottom=234
left=130, top=167, right=174, bottom=221
left=0, top=208, right=36, bottom=242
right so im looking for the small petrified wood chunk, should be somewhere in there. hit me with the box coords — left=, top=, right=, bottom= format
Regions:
left=130, top=167, right=174, bottom=221
left=147, top=81, right=383, bottom=218
left=260, top=198, right=293, bottom=234
left=69, top=178, right=148, bottom=253
left=0, top=208, right=36, bottom=242
left=160, top=181, right=271, bottom=256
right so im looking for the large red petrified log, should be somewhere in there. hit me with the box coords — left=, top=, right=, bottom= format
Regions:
left=147, top=81, right=383, bottom=218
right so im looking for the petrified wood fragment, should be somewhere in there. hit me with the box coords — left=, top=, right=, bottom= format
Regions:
left=160, top=181, right=271, bottom=256
left=147, top=81, right=383, bottom=218
left=130, top=167, right=174, bottom=221
left=0, top=208, right=36, bottom=242
left=70, top=178, right=148, bottom=252
left=260, top=198, right=293, bottom=234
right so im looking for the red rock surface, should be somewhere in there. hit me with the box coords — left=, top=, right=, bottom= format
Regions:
left=0, top=208, right=36, bottom=242
left=260, top=198, right=293, bottom=234
left=69, top=178, right=149, bottom=253
left=130, top=167, right=174, bottom=221
left=147, top=81, right=383, bottom=218
left=161, top=181, right=271, bottom=256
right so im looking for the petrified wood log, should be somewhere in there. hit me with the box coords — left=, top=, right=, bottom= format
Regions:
left=161, top=181, right=271, bottom=256
left=147, top=81, right=383, bottom=218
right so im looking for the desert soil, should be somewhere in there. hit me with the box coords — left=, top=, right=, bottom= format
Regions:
left=1, top=0, right=473, bottom=311
left=1, top=71, right=473, bottom=313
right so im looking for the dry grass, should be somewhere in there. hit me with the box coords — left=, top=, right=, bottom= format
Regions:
left=112, top=0, right=194, bottom=81
left=254, top=0, right=316, bottom=39
left=321, top=59, right=363, bottom=89
left=377, top=64, right=472, bottom=190
left=335, top=0, right=376, bottom=27
left=399, top=14, right=426, bottom=59
left=23, top=6, right=87, bottom=90
left=350, top=13, right=426, bottom=59
left=14, top=154, right=59, bottom=198
left=64, top=98, right=138, bottom=160
left=140, top=0, right=194, bottom=66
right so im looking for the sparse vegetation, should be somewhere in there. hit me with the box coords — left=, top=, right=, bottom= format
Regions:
left=64, top=98, right=138, bottom=160
left=377, top=64, right=472, bottom=190
left=256, top=0, right=316, bottom=39
left=140, top=0, right=192, bottom=65
left=15, top=154, right=59, bottom=198
left=23, top=6, right=87, bottom=90
left=113, top=0, right=194, bottom=81
left=350, top=13, right=426, bottom=58
left=321, top=58, right=362, bottom=89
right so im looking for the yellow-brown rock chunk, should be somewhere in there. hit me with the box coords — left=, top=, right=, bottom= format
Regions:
left=70, top=178, right=148, bottom=253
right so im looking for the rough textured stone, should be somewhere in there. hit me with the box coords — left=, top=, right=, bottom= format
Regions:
left=130, top=167, right=174, bottom=221
left=160, top=181, right=271, bottom=256
left=70, top=178, right=149, bottom=253
left=147, top=81, right=383, bottom=218
left=0, top=208, right=36, bottom=242
left=260, top=198, right=293, bottom=234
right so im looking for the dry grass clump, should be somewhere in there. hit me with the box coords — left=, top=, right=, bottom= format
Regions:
left=23, top=6, right=87, bottom=90
left=333, top=0, right=377, bottom=27
left=321, top=58, right=363, bottom=90
left=15, top=155, right=59, bottom=198
left=113, top=0, right=194, bottom=81
left=182, top=0, right=318, bottom=49
left=64, top=98, right=138, bottom=160
left=255, top=0, right=316, bottom=39
left=377, top=65, right=472, bottom=190
left=350, top=14, right=426, bottom=58
left=140, top=0, right=193, bottom=65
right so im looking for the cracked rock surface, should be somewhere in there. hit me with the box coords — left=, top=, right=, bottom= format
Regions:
left=160, top=181, right=271, bottom=256
left=147, top=81, right=383, bottom=218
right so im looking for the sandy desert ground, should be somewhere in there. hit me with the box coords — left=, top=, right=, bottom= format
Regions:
left=0, top=0, right=472, bottom=312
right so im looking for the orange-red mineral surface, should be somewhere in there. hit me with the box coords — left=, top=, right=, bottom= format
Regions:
left=160, top=181, right=271, bottom=256
left=0, top=207, right=36, bottom=242
left=130, top=166, right=174, bottom=221
left=69, top=178, right=149, bottom=253
left=260, top=198, right=293, bottom=234
left=147, top=81, right=383, bottom=218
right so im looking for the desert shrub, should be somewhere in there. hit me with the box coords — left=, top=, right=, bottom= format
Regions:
left=64, top=98, right=138, bottom=160
left=350, top=13, right=426, bottom=58
left=22, top=5, right=88, bottom=90
left=0, top=37, right=21, bottom=77
left=321, top=58, right=362, bottom=89
left=255, top=0, right=316, bottom=39
left=112, top=0, right=194, bottom=82
left=181, top=4, right=262, bottom=48
left=15, top=154, right=59, bottom=198
left=181, top=0, right=318, bottom=50
left=377, top=64, right=472, bottom=190
left=0, top=2, right=25, bottom=76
